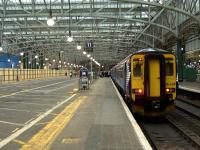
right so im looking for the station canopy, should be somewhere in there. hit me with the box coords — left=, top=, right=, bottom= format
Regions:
left=0, top=0, right=199, bottom=66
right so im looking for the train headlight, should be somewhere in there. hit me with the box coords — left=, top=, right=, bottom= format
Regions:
left=138, top=89, right=142, bottom=93
left=133, top=89, right=143, bottom=94
left=166, top=88, right=175, bottom=93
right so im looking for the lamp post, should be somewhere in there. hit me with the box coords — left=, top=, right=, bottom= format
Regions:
left=44, top=57, right=49, bottom=69
left=29, top=61, right=31, bottom=69
left=7, top=58, right=12, bottom=68
left=19, top=52, right=24, bottom=69
left=90, top=59, right=93, bottom=82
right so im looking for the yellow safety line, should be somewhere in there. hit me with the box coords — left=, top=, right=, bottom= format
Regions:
left=20, top=96, right=86, bottom=150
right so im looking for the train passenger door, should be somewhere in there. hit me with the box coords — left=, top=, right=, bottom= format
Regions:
left=149, top=59, right=160, bottom=97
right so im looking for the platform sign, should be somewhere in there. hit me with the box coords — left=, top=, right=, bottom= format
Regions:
left=85, top=41, right=93, bottom=52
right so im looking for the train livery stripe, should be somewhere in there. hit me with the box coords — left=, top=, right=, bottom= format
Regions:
left=111, top=79, right=152, bottom=150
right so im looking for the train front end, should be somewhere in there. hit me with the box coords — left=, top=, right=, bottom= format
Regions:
left=130, top=51, right=176, bottom=116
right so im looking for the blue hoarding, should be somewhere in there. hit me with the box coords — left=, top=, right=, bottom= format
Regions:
left=0, top=53, right=19, bottom=68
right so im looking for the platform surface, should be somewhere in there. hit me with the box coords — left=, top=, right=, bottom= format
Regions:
left=179, top=81, right=200, bottom=93
left=50, top=78, right=148, bottom=150
left=0, top=78, right=151, bottom=150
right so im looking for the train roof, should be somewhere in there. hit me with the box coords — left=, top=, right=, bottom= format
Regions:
left=111, top=48, right=172, bottom=70
left=133, top=48, right=171, bottom=54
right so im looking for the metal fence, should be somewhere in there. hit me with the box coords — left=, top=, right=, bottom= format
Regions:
left=0, top=69, right=69, bottom=84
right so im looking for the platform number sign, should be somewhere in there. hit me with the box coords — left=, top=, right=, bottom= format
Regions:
left=85, top=41, right=93, bottom=52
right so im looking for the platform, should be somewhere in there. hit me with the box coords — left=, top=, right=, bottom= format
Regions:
left=49, top=78, right=151, bottom=150
left=178, top=81, right=200, bottom=93
left=0, top=78, right=152, bottom=150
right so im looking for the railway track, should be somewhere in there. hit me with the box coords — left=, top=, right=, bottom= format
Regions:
left=135, top=99, right=200, bottom=150
left=177, top=88, right=200, bottom=102
left=136, top=116, right=198, bottom=150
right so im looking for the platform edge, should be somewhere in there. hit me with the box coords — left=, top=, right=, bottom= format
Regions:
left=111, top=79, right=152, bottom=150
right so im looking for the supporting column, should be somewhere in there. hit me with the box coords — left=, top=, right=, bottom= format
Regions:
left=176, top=39, right=184, bottom=82
left=90, top=60, right=93, bottom=83
left=39, top=55, right=44, bottom=69
left=23, top=52, right=29, bottom=69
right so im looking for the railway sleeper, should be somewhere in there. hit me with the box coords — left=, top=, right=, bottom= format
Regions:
left=167, top=115, right=200, bottom=148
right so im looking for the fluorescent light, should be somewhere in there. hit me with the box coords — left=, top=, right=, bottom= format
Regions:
left=8, top=59, right=11, bottom=62
left=83, top=51, right=87, bottom=55
left=45, top=58, right=48, bottom=61
left=87, top=54, right=91, bottom=57
left=53, top=59, right=55, bottom=62
left=67, top=36, right=73, bottom=42
left=20, top=52, right=24, bottom=56
left=0, top=47, right=3, bottom=52
left=47, top=18, right=55, bottom=26
left=35, top=55, right=38, bottom=59
left=77, top=45, right=81, bottom=50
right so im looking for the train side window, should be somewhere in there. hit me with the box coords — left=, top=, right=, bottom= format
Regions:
left=133, top=62, right=142, bottom=77
left=165, top=63, right=173, bottom=76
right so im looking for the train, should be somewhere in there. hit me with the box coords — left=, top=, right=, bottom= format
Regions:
left=111, top=48, right=176, bottom=116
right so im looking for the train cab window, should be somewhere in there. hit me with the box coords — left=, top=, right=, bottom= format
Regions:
left=133, top=62, right=142, bottom=77
left=165, top=63, right=173, bottom=76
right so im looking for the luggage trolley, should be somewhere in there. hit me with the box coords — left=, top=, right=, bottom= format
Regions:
left=79, top=67, right=89, bottom=90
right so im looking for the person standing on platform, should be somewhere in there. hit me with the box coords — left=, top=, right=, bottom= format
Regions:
left=65, top=72, right=67, bottom=79
left=70, top=72, right=72, bottom=78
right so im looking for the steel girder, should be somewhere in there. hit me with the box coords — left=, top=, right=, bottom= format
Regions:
left=0, top=14, right=175, bottom=33
left=0, top=0, right=199, bottom=65
left=121, top=0, right=200, bottom=48
left=5, top=35, right=153, bottom=56
left=119, top=0, right=200, bottom=24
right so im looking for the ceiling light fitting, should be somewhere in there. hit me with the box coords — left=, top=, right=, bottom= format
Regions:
left=47, top=0, right=55, bottom=26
